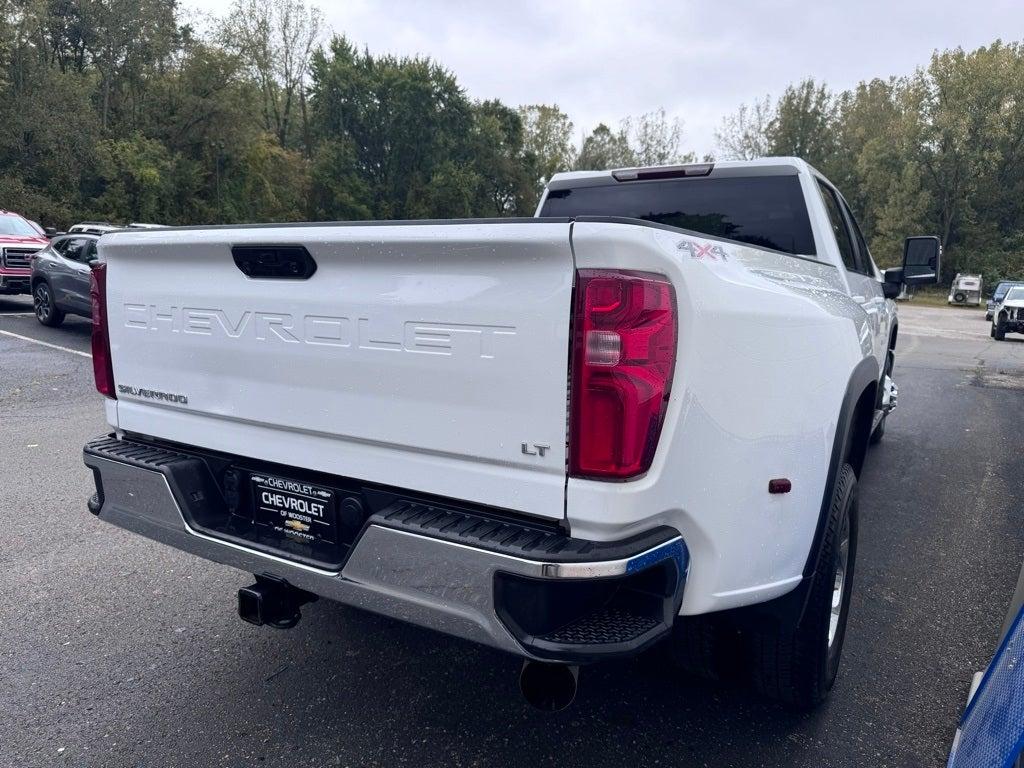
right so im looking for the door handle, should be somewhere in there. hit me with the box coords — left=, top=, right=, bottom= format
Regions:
left=232, top=245, right=316, bottom=279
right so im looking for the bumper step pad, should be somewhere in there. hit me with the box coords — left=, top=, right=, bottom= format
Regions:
left=538, top=608, right=661, bottom=646
left=375, top=498, right=680, bottom=564
left=86, top=435, right=195, bottom=471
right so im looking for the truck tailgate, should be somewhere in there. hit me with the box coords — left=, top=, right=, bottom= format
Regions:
left=101, top=221, right=574, bottom=518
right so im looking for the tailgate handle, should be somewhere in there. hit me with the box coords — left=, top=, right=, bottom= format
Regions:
left=232, top=245, right=317, bottom=279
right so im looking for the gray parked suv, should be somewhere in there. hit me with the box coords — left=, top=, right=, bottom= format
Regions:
left=31, top=233, right=99, bottom=327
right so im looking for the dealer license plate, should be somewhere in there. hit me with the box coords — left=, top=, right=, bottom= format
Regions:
left=250, top=472, right=336, bottom=544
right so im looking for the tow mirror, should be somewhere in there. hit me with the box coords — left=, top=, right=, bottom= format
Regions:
left=882, top=270, right=902, bottom=299
left=902, top=236, right=941, bottom=285
left=882, top=236, right=941, bottom=297
left=44, top=226, right=57, bottom=238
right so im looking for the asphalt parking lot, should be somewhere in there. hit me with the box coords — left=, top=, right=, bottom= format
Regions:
left=2, top=297, right=1022, bottom=768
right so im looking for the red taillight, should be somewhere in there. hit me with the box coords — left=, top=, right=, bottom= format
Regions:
left=569, top=270, right=676, bottom=479
left=90, top=263, right=116, bottom=398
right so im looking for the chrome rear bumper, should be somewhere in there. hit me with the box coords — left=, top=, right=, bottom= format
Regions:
left=84, top=440, right=687, bottom=661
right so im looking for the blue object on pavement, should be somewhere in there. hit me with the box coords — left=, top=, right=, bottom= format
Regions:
left=948, top=605, right=1024, bottom=768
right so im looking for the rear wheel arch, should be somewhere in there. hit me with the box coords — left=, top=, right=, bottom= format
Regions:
left=670, top=361, right=876, bottom=693
left=847, top=383, right=877, bottom=476
left=801, top=356, right=877, bottom=581
left=742, top=357, right=876, bottom=633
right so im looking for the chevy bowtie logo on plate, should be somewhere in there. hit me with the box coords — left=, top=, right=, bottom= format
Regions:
left=251, top=472, right=338, bottom=545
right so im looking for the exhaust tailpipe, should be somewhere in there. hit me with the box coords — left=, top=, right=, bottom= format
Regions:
left=519, top=661, right=579, bottom=711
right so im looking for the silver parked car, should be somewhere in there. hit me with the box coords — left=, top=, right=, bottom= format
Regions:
left=30, top=233, right=100, bottom=326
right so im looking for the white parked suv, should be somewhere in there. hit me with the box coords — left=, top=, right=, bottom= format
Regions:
left=82, top=158, right=939, bottom=710
left=991, top=285, right=1024, bottom=340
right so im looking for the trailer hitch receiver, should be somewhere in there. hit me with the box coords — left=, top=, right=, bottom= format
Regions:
left=238, top=574, right=317, bottom=629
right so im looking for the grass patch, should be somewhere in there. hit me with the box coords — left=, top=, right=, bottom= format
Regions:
left=902, top=289, right=984, bottom=309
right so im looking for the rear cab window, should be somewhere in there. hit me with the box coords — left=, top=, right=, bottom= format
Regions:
left=538, top=174, right=816, bottom=256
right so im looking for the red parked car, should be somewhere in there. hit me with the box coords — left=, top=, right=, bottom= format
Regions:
left=0, top=210, right=50, bottom=295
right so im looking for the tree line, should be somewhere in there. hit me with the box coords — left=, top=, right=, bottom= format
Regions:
left=0, top=0, right=697, bottom=229
left=1, top=2, right=1021, bottom=285
left=716, top=41, right=1024, bottom=283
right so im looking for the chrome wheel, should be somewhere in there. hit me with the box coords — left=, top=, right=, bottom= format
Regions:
left=828, top=512, right=851, bottom=648
left=33, top=284, right=51, bottom=323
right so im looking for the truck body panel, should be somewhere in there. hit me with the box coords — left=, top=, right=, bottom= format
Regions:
left=567, top=220, right=866, bottom=612
left=102, top=222, right=575, bottom=518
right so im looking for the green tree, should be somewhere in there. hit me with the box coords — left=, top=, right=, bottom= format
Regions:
left=715, top=96, right=773, bottom=160
left=919, top=43, right=1024, bottom=248
left=576, top=123, right=634, bottom=170
left=309, top=37, right=477, bottom=220
left=226, top=133, right=310, bottom=222
left=767, top=79, right=838, bottom=175
left=91, top=133, right=177, bottom=222
left=2, top=0, right=1024, bottom=292
left=79, top=0, right=179, bottom=131
left=519, top=103, right=575, bottom=188
left=469, top=99, right=535, bottom=215
left=577, top=111, right=695, bottom=171
left=220, top=0, right=322, bottom=150
left=833, top=77, right=931, bottom=264
left=623, top=108, right=694, bottom=166
left=308, top=137, right=371, bottom=220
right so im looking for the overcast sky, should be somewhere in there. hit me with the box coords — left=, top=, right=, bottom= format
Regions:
left=199, top=0, right=1023, bottom=156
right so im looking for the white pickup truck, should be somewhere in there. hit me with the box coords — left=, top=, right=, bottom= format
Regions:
left=82, top=158, right=940, bottom=711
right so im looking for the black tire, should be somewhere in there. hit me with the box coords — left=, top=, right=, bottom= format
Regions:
left=749, top=463, right=858, bottom=710
left=991, top=324, right=996, bottom=338
left=33, top=282, right=65, bottom=327
left=995, top=320, right=1006, bottom=341
left=953, top=291, right=966, bottom=303
left=665, top=613, right=726, bottom=681
left=869, top=416, right=885, bottom=444
left=869, top=349, right=895, bottom=446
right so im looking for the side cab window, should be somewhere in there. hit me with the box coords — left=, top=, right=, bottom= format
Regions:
left=815, top=179, right=861, bottom=273
left=838, top=196, right=877, bottom=278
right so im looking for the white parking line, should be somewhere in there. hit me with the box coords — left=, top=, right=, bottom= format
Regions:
left=0, top=329, right=92, bottom=358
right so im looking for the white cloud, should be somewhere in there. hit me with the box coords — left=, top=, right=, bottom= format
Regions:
left=197, top=0, right=1024, bottom=155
